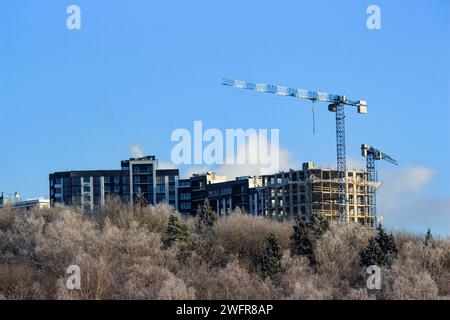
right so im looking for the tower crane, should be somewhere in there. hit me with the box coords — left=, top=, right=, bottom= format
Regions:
left=222, top=78, right=368, bottom=221
left=361, top=144, right=398, bottom=227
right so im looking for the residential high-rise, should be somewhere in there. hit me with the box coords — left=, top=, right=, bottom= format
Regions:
left=49, top=156, right=179, bottom=211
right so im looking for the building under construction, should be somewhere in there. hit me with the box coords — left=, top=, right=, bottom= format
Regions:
left=248, top=162, right=374, bottom=226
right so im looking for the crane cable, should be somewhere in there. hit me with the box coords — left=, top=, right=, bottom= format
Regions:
left=311, top=101, right=317, bottom=135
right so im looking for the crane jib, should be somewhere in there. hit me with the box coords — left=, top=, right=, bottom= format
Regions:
left=222, top=78, right=364, bottom=108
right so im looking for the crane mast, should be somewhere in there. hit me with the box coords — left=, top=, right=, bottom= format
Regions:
left=222, top=78, right=368, bottom=221
left=361, top=144, right=399, bottom=227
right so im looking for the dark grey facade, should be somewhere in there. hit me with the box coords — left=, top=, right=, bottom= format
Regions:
left=49, top=156, right=179, bottom=211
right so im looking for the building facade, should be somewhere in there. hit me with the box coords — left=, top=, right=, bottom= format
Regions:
left=49, top=156, right=373, bottom=226
left=249, top=162, right=373, bottom=226
left=49, top=156, right=180, bottom=211
left=0, top=192, right=50, bottom=211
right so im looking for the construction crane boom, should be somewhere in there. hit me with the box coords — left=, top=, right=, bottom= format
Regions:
left=222, top=79, right=368, bottom=110
left=222, top=78, right=368, bottom=221
left=361, top=144, right=398, bottom=227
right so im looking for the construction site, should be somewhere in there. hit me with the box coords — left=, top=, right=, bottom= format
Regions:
left=220, top=79, right=399, bottom=227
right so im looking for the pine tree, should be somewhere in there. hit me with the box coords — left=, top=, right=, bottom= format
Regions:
left=262, top=232, right=282, bottom=278
left=310, top=212, right=329, bottom=237
left=360, top=224, right=398, bottom=267
left=424, top=229, right=434, bottom=247
left=163, top=214, right=190, bottom=248
left=196, top=199, right=217, bottom=234
left=360, top=237, right=384, bottom=267
left=135, top=187, right=148, bottom=208
left=375, top=224, right=397, bottom=265
left=290, top=216, right=316, bottom=265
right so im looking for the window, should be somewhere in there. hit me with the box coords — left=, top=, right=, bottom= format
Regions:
left=123, top=185, right=129, bottom=193
left=114, top=186, right=120, bottom=193
left=134, top=176, right=141, bottom=184
left=83, top=186, right=91, bottom=193
left=114, top=176, right=120, bottom=184
left=181, top=203, right=191, bottom=210
left=104, top=185, right=110, bottom=193
left=123, top=176, right=129, bottom=183
left=104, top=177, right=110, bottom=183
left=83, top=177, right=91, bottom=183
left=221, top=188, right=232, bottom=195
left=180, top=193, right=191, bottom=200
left=179, top=180, right=190, bottom=187
left=55, top=178, right=62, bottom=185
left=169, top=175, right=175, bottom=182
left=169, top=194, right=175, bottom=201
left=55, top=188, right=62, bottom=194
left=156, top=184, right=165, bottom=193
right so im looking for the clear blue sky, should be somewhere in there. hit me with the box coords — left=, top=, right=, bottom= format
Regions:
left=1, top=1, right=449, bottom=234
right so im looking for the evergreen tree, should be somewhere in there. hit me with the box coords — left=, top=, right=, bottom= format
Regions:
left=262, top=232, right=282, bottom=278
left=310, top=212, right=330, bottom=237
left=135, top=187, right=148, bottom=208
left=424, top=229, right=434, bottom=247
left=196, top=199, right=217, bottom=234
left=375, top=224, right=397, bottom=264
left=360, top=237, right=384, bottom=267
left=163, top=214, right=190, bottom=249
left=290, top=216, right=316, bottom=265
left=360, top=224, right=398, bottom=267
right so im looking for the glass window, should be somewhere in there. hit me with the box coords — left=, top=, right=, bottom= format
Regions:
left=181, top=202, right=191, bottom=210
left=114, top=176, right=120, bottom=184
left=114, top=186, right=120, bottom=193
left=104, top=176, right=110, bottom=183
left=104, top=185, right=110, bottom=192
left=180, top=193, right=191, bottom=200
left=83, top=186, right=90, bottom=192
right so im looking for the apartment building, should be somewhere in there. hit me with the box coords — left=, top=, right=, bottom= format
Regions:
left=49, top=156, right=180, bottom=211
left=177, top=178, right=191, bottom=217
left=249, top=162, right=373, bottom=226
left=183, top=172, right=262, bottom=216
left=48, top=156, right=373, bottom=226
left=49, top=170, right=127, bottom=210
left=0, top=192, right=50, bottom=211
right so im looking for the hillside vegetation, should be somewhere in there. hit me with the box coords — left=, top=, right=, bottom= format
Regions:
left=0, top=200, right=448, bottom=300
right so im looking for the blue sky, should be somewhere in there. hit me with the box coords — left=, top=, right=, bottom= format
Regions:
left=0, top=1, right=449, bottom=235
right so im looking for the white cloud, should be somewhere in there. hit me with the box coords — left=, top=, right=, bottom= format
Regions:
left=131, top=145, right=144, bottom=158
left=216, top=146, right=298, bottom=178
left=158, top=162, right=177, bottom=169
left=377, top=166, right=450, bottom=236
